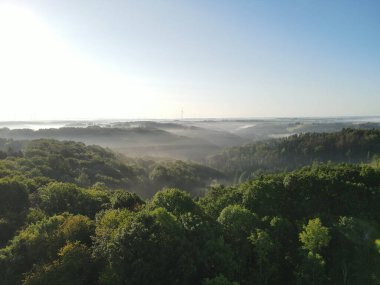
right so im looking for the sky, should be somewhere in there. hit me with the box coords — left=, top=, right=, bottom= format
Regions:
left=0, top=0, right=379, bottom=120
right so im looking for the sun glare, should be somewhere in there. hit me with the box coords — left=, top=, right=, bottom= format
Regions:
left=0, top=4, right=81, bottom=119
left=0, top=4, right=168, bottom=120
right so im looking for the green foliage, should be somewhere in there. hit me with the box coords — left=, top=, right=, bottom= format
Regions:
left=23, top=242, right=95, bottom=285
left=199, top=185, right=243, bottom=219
left=60, top=215, right=95, bottom=245
left=151, top=188, right=200, bottom=216
left=299, top=218, right=330, bottom=254
left=0, top=178, right=29, bottom=245
left=147, top=160, right=224, bottom=195
left=329, top=216, right=380, bottom=284
left=1, top=135, right=380, bottom=284
left=249, top=229, right=276, bottom=285
left=200, top=164, right=380, bottom=284
left=296, top=252, right=327, bottom=285
left=25, top=208, right=47, bottom=224
left=203, top=274, right=239, bottom=285
left=94, top=209, right=194, bottom=285
left=297, top=219, right=330, bottom=285
left=0, top=213, right=97, bottom=285
left=0, top=178, right=29, bottom=215
left=0, top=215, right=67, bottom=285
left=218, top=205, right=257, bottom=238
left=38, top=182, right=109, bottom=217
left=208, top=128, right=380, bottom=179
left=21, top=140, right=135, bottom=187
left=0, top=139, right=224, bottom=198
left=125, top=158, right=225, bottom=198
left=110, top=190, right=144, bottom=210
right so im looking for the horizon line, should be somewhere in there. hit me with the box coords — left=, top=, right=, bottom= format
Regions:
left=0, top=115, right=380, bottom=124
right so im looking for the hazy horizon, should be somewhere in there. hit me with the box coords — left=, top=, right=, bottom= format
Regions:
left=1, top=115, right=380, bottom=122
left=0, top=0, right=379, bottom=120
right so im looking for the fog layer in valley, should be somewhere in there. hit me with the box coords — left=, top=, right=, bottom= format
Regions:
left=0, top=117, right=379, bottom=161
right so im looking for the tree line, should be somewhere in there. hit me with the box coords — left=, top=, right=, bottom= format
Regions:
left=207, top=128, right=380, bottom=181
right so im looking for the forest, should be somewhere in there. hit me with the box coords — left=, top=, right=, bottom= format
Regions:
left=0, top=128, right=380, bottom=284
left=208, top=128, right=380, bottom=181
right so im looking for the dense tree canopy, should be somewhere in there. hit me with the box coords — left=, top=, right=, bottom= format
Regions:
left=0, top=162, right=379, bottom=284
left=0, top=139, right=224, bottom=198
left=208, top=129, right=380, bottom=180
left=0, top=132, right=380, bottom=284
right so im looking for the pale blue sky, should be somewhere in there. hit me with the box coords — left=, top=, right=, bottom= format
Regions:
left=0, top=0, right=379, bottom=120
